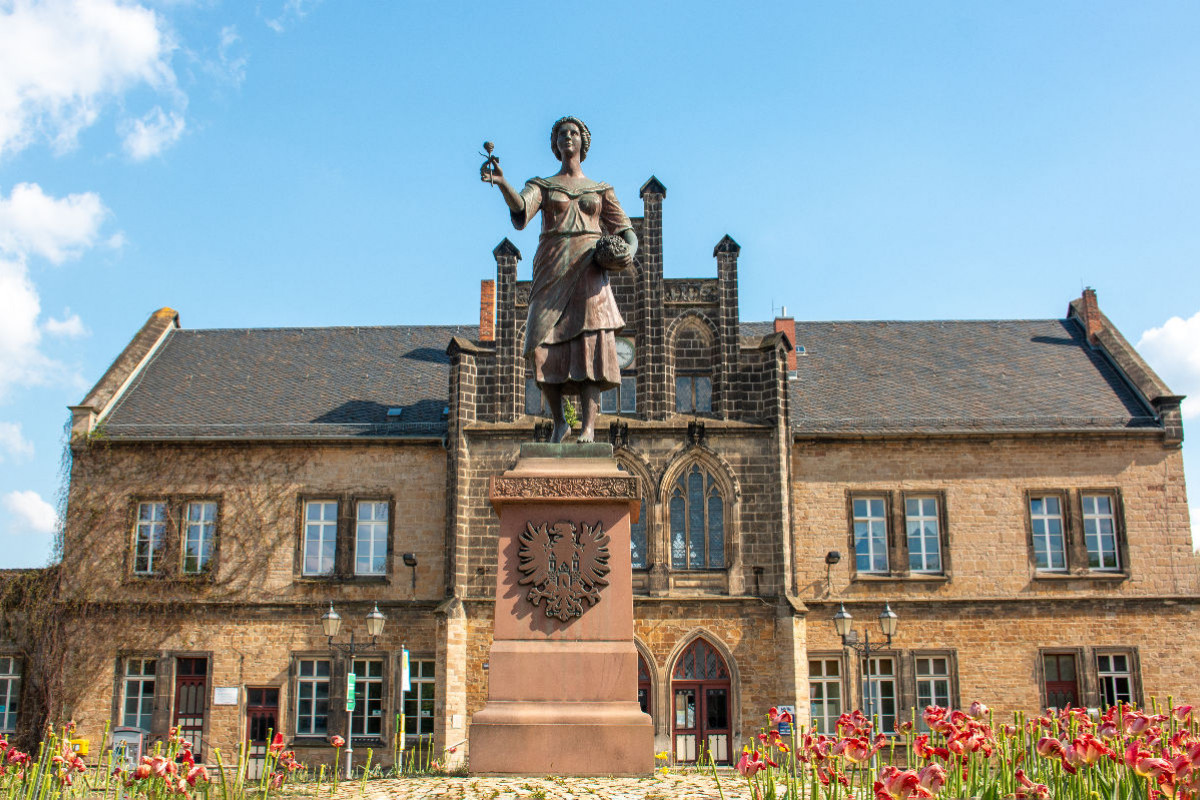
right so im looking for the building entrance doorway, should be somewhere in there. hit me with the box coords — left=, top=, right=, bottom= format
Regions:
left=671, top=638, right=731, bottom=764
left=174, top=658, right=207, bottom=759
left=244, top=687, right=279, bottom=780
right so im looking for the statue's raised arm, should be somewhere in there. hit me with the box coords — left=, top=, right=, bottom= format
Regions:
left=480, top=117, right=638, bottom=444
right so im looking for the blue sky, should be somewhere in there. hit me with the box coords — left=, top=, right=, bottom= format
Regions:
left=1, top=1, right=1198, bottom=567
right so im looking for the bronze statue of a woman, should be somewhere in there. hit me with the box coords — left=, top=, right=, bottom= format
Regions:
left=481, top=116, right=638, bottom=443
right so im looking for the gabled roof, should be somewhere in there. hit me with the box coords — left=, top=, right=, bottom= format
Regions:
left=102, top=325, right=475, bottom=440
left=97, top=315, right=1160, bottom=441
left=743, top=318, right=1159, bottom=435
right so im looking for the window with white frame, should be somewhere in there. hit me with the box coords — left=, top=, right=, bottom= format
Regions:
left=808, top=658, right=842, bottom=735
left=675, top=375, right=712, bottom=414
left=1097, top=652, right=1134, bottom=707
left=1029, top=495, right=1066, bottom=571
left=1082, top=494, right=1119, bottom=570
left=853, top=497, right=888, bottom=573
left=350, top=658, right=384, bottom=738
left=863, top=657, right=897, bottom=735
left=302, top=501, right=338, bottom=576
left=905, top=497, right=942, bottom=573
left=915, top=656, right=952, bottom=724
left=668, top=464, right=725, bottom=569
left=182, top=501, right=217, bottom=574
left=0, top=658, right=19, bottom=733
left=133, top=502, right=168, bottom=575
left=403, top=659, right=436, bottom=741
left=355, top=501, right=388, bottom=576
left=122, top=658, right=156, bottom=731
left=295, top=659, right=330, bottom=736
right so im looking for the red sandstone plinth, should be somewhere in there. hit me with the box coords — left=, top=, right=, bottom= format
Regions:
left=469, top=443, right=654, bottom=776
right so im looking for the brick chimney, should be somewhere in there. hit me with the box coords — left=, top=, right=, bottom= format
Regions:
left=774, top=310, right=796, bottom=371
left=1078, top=287, right=1102, bottom=344
left=479, top=279, right=495, bottom=342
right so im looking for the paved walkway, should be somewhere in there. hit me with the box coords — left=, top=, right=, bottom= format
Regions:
left=354, top=772, right=759, bottom=800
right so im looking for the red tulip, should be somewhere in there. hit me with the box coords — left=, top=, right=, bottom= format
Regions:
left=1174, top=705, right=1194, bottom=723
left=968, top=701, right=989, bottom=719
left=330, top=735, right=346, bottom=748
left=269, top=733, right=285, bottom=754
left=1135, top=757, right=1175, bottom=780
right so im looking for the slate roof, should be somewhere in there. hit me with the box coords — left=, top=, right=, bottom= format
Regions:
left=743, top=318, right=1158, bottom=434
left=101, top=317, right=1159, bottom=441
left=103, top=325, right=475, bottom=440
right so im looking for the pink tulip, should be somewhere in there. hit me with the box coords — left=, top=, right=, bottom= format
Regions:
left=735, top=749, right=767, bottom=778
left=1036, top=737, right=1064, bottom=758
left=1134, top=757, right=1174, bottom=780
left=968, top=701, right=989, bottom=719
left=330, top=735, right=346, bottom=748
left=1174, top=705, right=1194, bottom=723
left=918, top=763, right=946, bottom=793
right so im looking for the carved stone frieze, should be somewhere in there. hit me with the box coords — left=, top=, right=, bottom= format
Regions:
left=664, top=280, right=719, bottom=304
left=517, top=520, right=611, bottom=621
left=514, top=283, right=532, bottom=307
left=491, top=475, right=639, bottom=501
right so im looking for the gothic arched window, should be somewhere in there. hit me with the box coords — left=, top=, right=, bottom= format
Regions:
left=617, top=462, right=649, bottom=570
left=669, top=464, right=725, bottom=570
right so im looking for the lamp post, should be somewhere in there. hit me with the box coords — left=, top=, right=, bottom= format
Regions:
left=831, top=603, right=899, bottom=731
left=321, top=602, right=386, bottom=780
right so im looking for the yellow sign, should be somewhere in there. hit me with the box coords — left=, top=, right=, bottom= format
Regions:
left=69, top=739, right=89, bottom=756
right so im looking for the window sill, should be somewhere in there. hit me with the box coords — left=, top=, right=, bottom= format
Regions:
left=852, top=573, right=949, bottom=583
left=294, top=575, right=391, bottom=584
left=1032, top=571, right=1129, bottom=583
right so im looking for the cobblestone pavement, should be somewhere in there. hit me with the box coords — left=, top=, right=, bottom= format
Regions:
left=354, top=772, right=758, bottom=800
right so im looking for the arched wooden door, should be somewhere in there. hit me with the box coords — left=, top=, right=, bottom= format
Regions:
left=671, top=638, right=731, bottom=764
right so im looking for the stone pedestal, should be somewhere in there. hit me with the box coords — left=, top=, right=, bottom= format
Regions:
left=469, top=443, right=654, bottom=776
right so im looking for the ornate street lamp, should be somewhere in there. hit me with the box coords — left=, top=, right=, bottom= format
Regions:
left=831, top=603, right=899, bottom=735
left=320, top=603, right=386, bottom=779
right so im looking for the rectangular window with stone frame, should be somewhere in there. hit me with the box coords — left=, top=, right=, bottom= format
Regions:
left=1095, top=647, right=1141, bottom=708
left=807, top=655, right=845, bottom=735
left=130, top=497, right=221, bottom=579
left=1025, top=489, right=1129, bottom=578
left=403, top=658, right=437, bottom=747
left=0, top=657, right=20, bottom=734
left=912, top=652, right=958, bottom=729
left=848, top=491, right=951, bottom=580
left=293, top=657, right=331, bottom=737
left=121, top=657, right=156, bottom=731
left=295, top=494, right=395, bottom=582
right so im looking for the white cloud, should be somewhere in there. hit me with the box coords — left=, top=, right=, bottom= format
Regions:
left=2, top=490, right=58, bottom=534
left=45, top=310, right=87, bottom=338
left=0, top=0, right=181, bottom=159
left=121, top=105, right=185, bottom=160
left=1138, top=310, right=1200, bottom=420
left=265, top=0, right=322, bottom=33
left=0, top=182, right=109, bottom=396
left=0, top=422, right=34, bottom=462
left=214, top=25, right=247, bottom=86
left=0, top=182, right=109, bottom=264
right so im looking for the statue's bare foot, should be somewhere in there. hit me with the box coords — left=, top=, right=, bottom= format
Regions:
left=577, top=428, right=595, bottom=443
left=552, top=421, right=571, bottom=443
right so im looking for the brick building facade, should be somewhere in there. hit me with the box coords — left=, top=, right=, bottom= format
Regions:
left=2, top=176, right=1197, bottom=769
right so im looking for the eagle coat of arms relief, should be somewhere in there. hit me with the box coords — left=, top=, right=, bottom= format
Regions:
left=517, top=520, right=611, bottom=621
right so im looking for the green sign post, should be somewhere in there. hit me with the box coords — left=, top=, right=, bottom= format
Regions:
left=346, top=671, right=356, bottom=712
